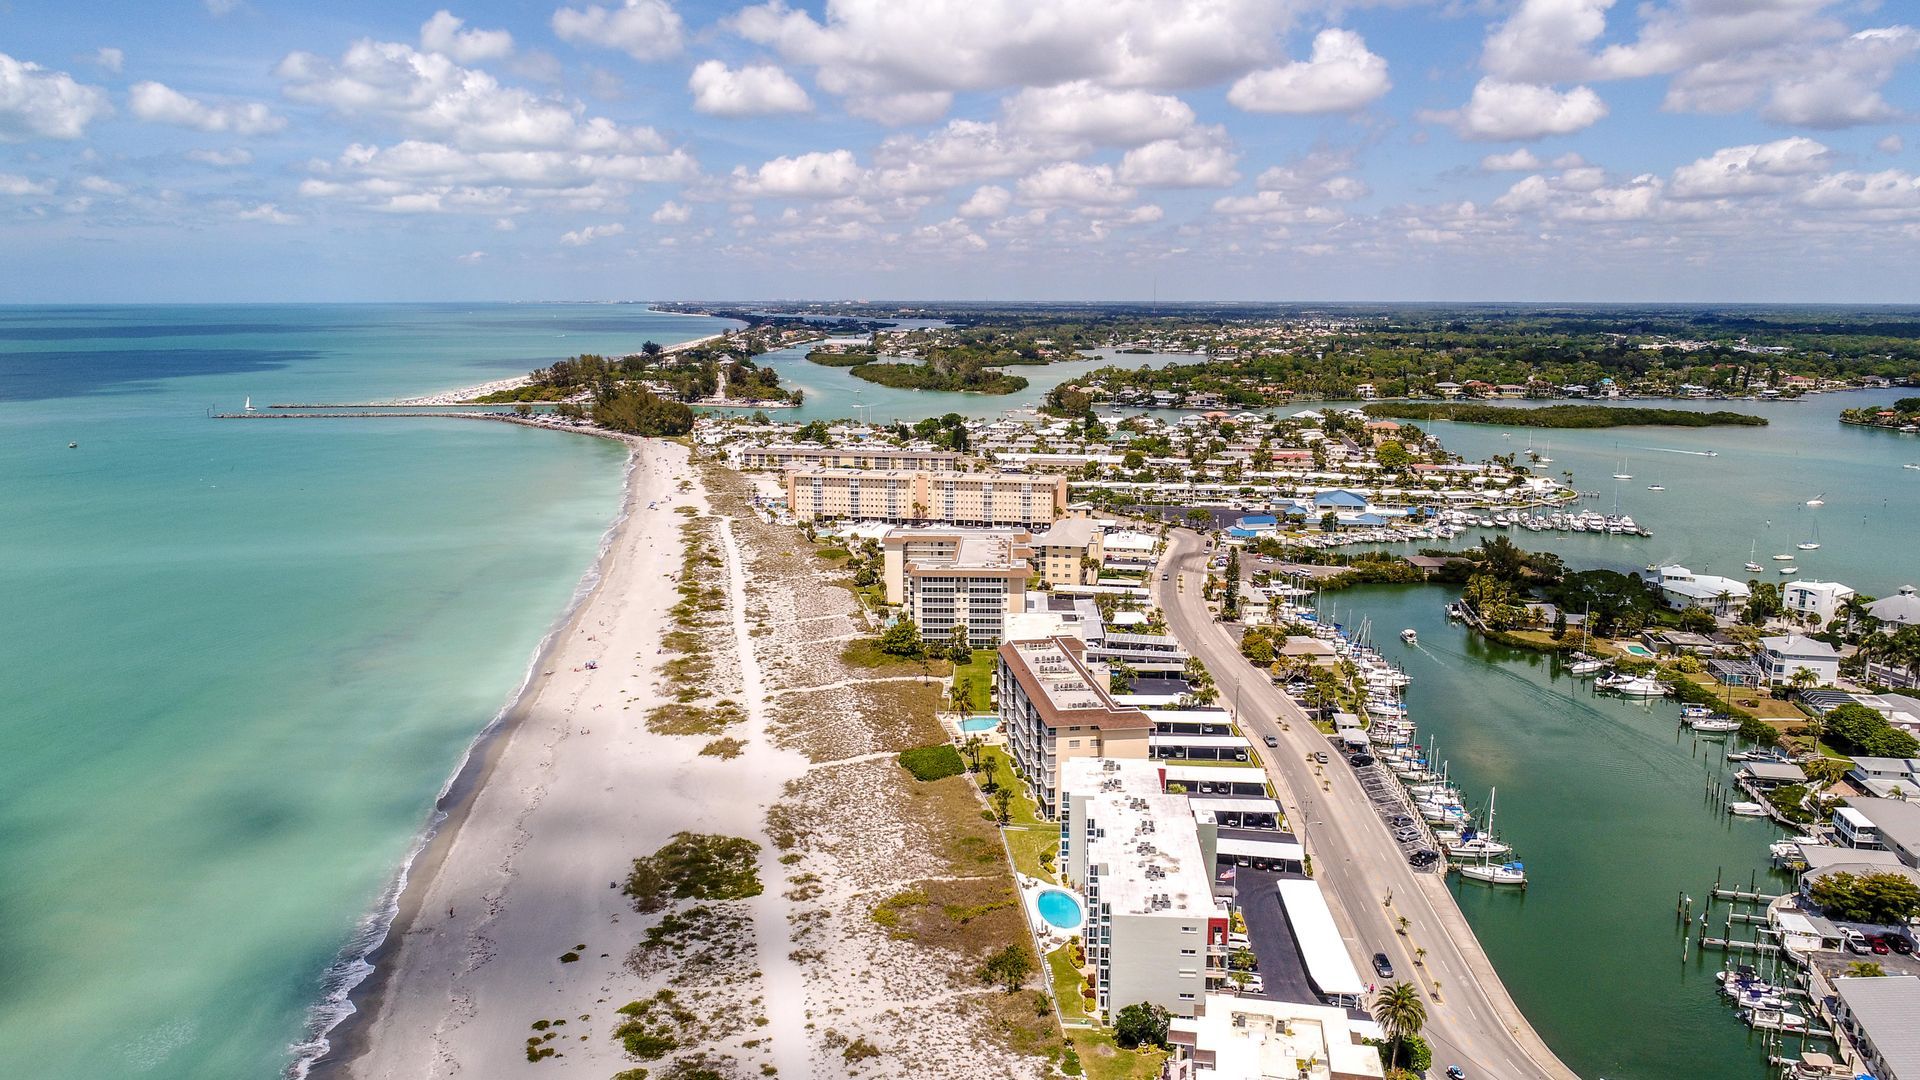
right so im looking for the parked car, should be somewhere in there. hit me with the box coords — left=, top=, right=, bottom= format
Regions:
left=1388, top=815, right=1415, bottom=828
left=1263, top=734, right=1279, bottom=748
left=1161, top=572, right=1169, bottom=580
left=1372, top=953, right=1394, bottom=979
left=1348, top=753, right=1375, bottom=767
left=1409, top=849, right=1440, bottom=867
left=1872, top=938, right=1892, bottom=955
left=1394, top=828, right=1422, bottom=843
left=1890, top=935, right=1914, bottom=955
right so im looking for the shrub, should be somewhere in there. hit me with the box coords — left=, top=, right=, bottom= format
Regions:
left=624, top=833, right=763, bottom=913
left=898, top=745, right=966, bottom=782
left=1114, top=1002, right=1172, bottom=1049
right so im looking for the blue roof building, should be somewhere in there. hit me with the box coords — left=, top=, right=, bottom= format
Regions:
left=1312, top=490, right=1368, bottom=509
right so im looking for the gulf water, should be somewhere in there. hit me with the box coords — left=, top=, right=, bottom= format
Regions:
left=0, top=304, right=729, bottom=1079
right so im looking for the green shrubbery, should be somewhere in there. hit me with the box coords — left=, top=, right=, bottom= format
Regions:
left=623, top=833, right=763, bottom=913
left=898, top=745, right=966, bottom=781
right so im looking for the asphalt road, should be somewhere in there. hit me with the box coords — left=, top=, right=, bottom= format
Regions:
left=1153, top=530, right=1582, bottom=1080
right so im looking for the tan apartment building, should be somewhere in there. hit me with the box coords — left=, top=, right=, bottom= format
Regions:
left=1030, top=518, right=1105, bottom=587
left=734, top=444, right=965, bottom=471
left=785, top=468, right=1066, bottom=527
left=881, top=528, right=1034, bottom=647
left=998, top=636, right=1152, bottom=818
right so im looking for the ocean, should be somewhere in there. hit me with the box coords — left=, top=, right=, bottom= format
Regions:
left=0, top=304, right=730, bottom=1079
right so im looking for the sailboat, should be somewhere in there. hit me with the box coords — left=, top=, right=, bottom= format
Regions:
left=1805, top=493, right=1826, bottom=508
left=1611, top=443, right=1632, bottom=480
left=1744, top=540, right=1763, bottom=574
left=1796, top=517, right=1821, bottom=551
left=1456, top=789, right=1526, bottom=886
left=244, top=396, right=255, bottom=412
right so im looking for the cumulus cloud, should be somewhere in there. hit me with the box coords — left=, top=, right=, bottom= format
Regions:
left=1015, top=162, right=1136, bottom=207
left=560, top=221, right=625, bottom=244
left=92, top=47, right=124, bottom=74
left=278, top=40, right=666, bottom=153
left=0, top=52, right=112, bottom=142
left=1481, top=0, right=1612, bottom=83
left=454, top=250, right=487, bottom=262
left=732, top=149, right=866, bottom=197
left=420, top=11, right=515, bottom=63
left=1429, top=78, right=1608, bottom=141
left=1117, top=128, right=1241, bottom=188
left=1480, top=149, right=1543, bottom=171
left=687, top=60, right=810, bottom=116
left=1669, top=136, right=1831, bottom=198
left=1001, top=81, right=1194, bottom=146
left=130, top=81, right=286, bottom=135
left=237, top=202, right=298, bottom=224
left=957, top=184, right=1011, bottom=218
left=1227, top=29, right=1391, bottom=115
left=1880, top=134, right=1905, bottom=155
left=187, top=147, right=253, bottom=166
left=0, top=172, right=56, bottom=195
left=869, top=120, right=1071, bottom=193
left=552, top=0, right=685, bottom=61
left=650, top=199, right=691, bottom=223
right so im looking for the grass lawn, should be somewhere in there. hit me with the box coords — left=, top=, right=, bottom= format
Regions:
left=842, top=638, right=955, bottom=676
left=1068, top=1029, right=1167, bottom=1080
left=952, top=648, right=997, bottom=713
left=978, top=746, right=1057, bottom=881
left=1047, top=945, right=1091, bottom=1024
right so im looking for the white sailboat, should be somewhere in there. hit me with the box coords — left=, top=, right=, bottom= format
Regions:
left=1455, top=789, right=1526, bottom=886
left=1744, top=541, right=1763, bottom=575
left=1796, top=517, right=1821, bottom=551
left=244, top=396, right=254, bottom=412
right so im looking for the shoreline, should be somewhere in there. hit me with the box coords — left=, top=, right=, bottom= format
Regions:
left=298, top=435, right=644, bottom=1079
left=385, top=330, right=731, bottom=406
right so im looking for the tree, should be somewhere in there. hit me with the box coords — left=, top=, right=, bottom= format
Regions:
left=1551, top=610, right=1568, bottom=640
left=1113, top=1002, right=1171, bottom=1050
left=1788, top=666, right=1820, bottom=693
left=877, top=618, right=925, bottom=659
left=946, top=622, right=972, bottom=662
left=1375, top=440, right=1414, bottom=470
left=1184, top=508, right=1213, bottom=529
left=1320, top=511, right=1340, bottom=534
left=980, top=944, right=1035, bottom=992
left=991, top=786, right=1014, bottom=825
left=1846, top=961, right=1888, bottom=978
left=1809, top=871, right=1920, bottom=924
left=591, top=386, right=694, bottom=436
left=1223, top=548, right=1242, bottom=621
left=1373, top=982, right=1427, bottom=1073
left=797, top=420, right=832, bottom=444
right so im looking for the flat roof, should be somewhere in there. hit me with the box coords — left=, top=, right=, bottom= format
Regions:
left=1172, top=995, right=1385, bottom=1080
left=1160, top=764, right=1269, bottom=785
left=1148, top=734, right=1251, bottom=750
left=1835, top=976, right=1920, bottom=1077
left=1746, top=762, right=1808, bottom=782
left=999, top=637, right=1152, bottom=731
left=1847, top=797, right=1920, bottom=850
left=1189, top=797, right=1281, bottom=815
left=1085, top=791, right=1223, bottom=919
left=1274, top=879, right=1367, bottom=999
left=1216, top=837, right=1304, bottom=861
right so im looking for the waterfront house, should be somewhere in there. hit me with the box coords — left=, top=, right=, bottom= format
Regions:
left=1845, top=760, right=1920, bottom=802
left=1784, top=580, right=1857, bottom=627
left=1867, top=586, right=1920, bottom=629
left=1760, top=634, right=1841, bottom=687
left=1832, top=976, right=1920, bottom=1080
left=1657, top=566, right=1751, bottom=616
left=1840, top=797, right=1920, bottom=866
left=1743, top=761, right=1809, bottom=792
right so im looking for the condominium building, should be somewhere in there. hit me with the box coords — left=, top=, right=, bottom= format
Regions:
left=881, top=528, right=1033, bottom=648
left=1166, top=995, right=1387, bottom=1080
left=1058, top=758, right=1229, bottom=1020
left=785, top=468, right=1066, bottom=527
left=998, top=637, right=1153, bottom=818
left=734, top=444, right=965, bottom=471
left=1030, top=518, right=1105, bottom=587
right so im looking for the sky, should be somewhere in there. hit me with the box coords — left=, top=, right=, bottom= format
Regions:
left=1, top=0, right=1917, bottom=303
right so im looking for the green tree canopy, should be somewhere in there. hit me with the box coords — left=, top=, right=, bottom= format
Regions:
left=1113, top=1002, right=1172, bottom=1050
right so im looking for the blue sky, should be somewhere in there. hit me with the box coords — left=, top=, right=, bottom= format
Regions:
left=1, top=0, right=1916, bottom=302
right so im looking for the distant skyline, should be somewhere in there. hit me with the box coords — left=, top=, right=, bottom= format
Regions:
left=2, top=0, right=1917, bottom=303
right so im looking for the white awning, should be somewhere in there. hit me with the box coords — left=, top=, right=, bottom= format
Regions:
left=1150, top=734, right=1251, bottom=750
left=1161, top=765, right=1269, bottom=787
left=1275, top=879, right=1367, bottom=999
left=1189, top=797, right=1281, bottom=815
left=1217, top=837, right=1304, bottom=861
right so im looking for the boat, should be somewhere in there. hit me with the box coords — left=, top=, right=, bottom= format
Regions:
left=1771, top=552, right=1794, bottom=561
left=1689, top=716, right=1742, bottom=733
left=1796, top=518, right=1820, bottom=551
left=1679, top=704, right=1717, bottom=718
left=1457, top=860, right=1527, bottom=886
left=1744, top=540, right=1762, bottom=574
left=1596, top=672, right=1669, bottom=697
left=1805, top=493, right=1825, bottom=508
left=1647, top=484, right=1665, bottom=491
left=1728, top=801, right=1769, bottom=817
left=244, top=396, right=254, bottom=412
left=1906, top=463, right=1920, bottom=470
left=1567, top=653, right=1606, bottom=676
left=67, top=441, right=77, bottom=448
left=1400, top=628, right=1418, bottom=645
left=1778, top=565, right=1798, bottom=575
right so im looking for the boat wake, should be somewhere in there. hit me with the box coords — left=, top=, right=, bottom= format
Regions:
left=1643, top=447, right=1717, bottom=457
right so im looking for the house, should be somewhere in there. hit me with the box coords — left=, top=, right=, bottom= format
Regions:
left=1832, top=976, right=1920, bottom=1080
left=1759, top=633, right=1840, bottom=687
left=1783, top=580, right=1856, bottom=626
left=1840, top=797, right=1920, bottom=866
left=1657, top=565, right=1751, bottom=616
left=1867, top=586, right=1920, bottom=629
left=1434, top=381, right=1464, bottom=398
left=1847, top=759, right=1920, bottom=801
left=1311, top=490, right=1368, bottom=511
left=1741, top=761, right=1808, bottom=791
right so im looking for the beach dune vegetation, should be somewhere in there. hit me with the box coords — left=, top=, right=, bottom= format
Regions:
left=593, top=386, right=695, bottom=436
left=624, top=833, right=763, bottom=914
left=898, top=744, right=967, bottom=782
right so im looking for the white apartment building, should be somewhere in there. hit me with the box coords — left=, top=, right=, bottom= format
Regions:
left=733, top=444, right=964, bottom=471
left=1059, top=758, right=1229, bottom=1020
left=881, top=528, right=1033, bottom=648
left=1031, top=518, right=1106, bottom=587
left=999, top=637, right=1153, bottom=819
left=1166, top=994, right=1387, bottom=1080
left=786, top=468, right=1066, bottom=527
left=1784, top=580, right=1856, bottom=626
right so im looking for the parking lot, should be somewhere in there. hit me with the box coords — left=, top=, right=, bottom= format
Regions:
left=1232, top=866, right=1318, bottom=1004
left=1347, top=747, right=1445, bottom=873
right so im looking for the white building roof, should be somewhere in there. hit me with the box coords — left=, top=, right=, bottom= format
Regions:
left=1274, top=879, right=1367, bottom=999
left=1086, top=791, right=1223, bottom=920
left=1868, top=587, right=1920, bottom=627
left=1161, top=764, right=1269, bottom=788
left=1188, top=797, right=1281, bottom=816
left=1172, top=994, right=1386, bottom=1080
left=1835, top=976, right=1920, bottom=1078
left=1761, top=634, right=1839, bottom=660
left=1215, top=837, right=1304, bottom=862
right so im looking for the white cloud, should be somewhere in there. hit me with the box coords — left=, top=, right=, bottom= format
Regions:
left=842, top=90, right=953, bottom=126
left=1480, top=149, right=1543, bottom=171
left=1669, top=136, right=1831, bottom=198
left=277, top=41, right=666, bottom=153
left=1211, top=189, right=1350, bottom=226
left=421, top=11, right=515, bottom=63
left=77, top=175, right=126, bottom=195
left=871, top=120, right=1071, bottom=193
left=1430, top=78, right=1608, bottom=141
left=0, top=52, right=112, bottom=142
left=1797, top=169, right=1920, bottom=212
left=0, top=172, right=55, bottom=196
left=129, top=81, right=286, bottom=135
left=204, top=0, right=242, bottom=15
left=1117, top=128, right=1240, bottom=188
left=187, top=147, right=253, bottom=166
left=93, top=47, right=124, bottom=74
left=1758, top=27, right=1919, bottom=129
left=732, top=149, right=866, bottom=197
left=957, top=184, right=1011, bottom=218
left=321, top=139, right=697, bottom=187
left=687, top=60, right=811, bottom=117
left=561, top=221, right=626, bottom=244
left=552, top=0, right=685, bottom=62
left=1001, top=81, right=1194, bottom=146
left=1227, top=29, right=1391, bottom=115
left=454, top=249, right=487, bottom=262
left=1481, top=0, right=1612, bottom=83
left=1015, top=162, right=1136, bottom=207
left=1880, top=134, right=1905, bottom=155
left=237, top=202, right=298, bottom=224
left=650, top=199, right=691, bottom=223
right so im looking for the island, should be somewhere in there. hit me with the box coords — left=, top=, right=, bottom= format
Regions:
left=1839, top=397, right=1920, bottom=431
left=1360, top=403, right=1769, bottom=428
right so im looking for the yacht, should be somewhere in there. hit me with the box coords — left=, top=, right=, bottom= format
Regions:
left=1647, top=484, right=1665, bottom=491
left=1458, top=860, right=1527, bottom=886
left=1400, top=628, right=1418, bottom=645
left=1778, top=565, right=1798, bottom=575
left=1727, top=801, right=1769, bottom=817
left=1596, top=671, right=1669, bottom=697
left=1445, top=827, right=1512, bottom=860
left=1566, top=653, right=1606, bottom=676
left=1796, top=519, right=1821, bottom=551
left=1771, top=552, right=1795, bottom=561
left=1906, top=463, right=1920, bottom=470
left=1744, top=540, right=1763, bottom=575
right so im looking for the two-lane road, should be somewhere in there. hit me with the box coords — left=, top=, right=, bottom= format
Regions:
left=1153, top=530, right=1580, bottom=1080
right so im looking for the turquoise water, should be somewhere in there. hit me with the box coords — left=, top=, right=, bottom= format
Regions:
left=0, top=305, right=729, bottom=1080
left=1037, top=888, right=1085, bottom=930
left=961, top=716, right=1000, bottom=733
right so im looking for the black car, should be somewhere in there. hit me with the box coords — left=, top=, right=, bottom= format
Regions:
left=1409, top=849, right=1440, bottom=867
left=1348, top=753, right=1375, bottom=767
left=1891, top=935, right=1915, bottom=956
left=1372, top=952, right=1394, bottom=979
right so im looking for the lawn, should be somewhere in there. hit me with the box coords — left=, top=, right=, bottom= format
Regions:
left=1047, top=945, right=1091, bottom=1024
left=842, top=638, right=956, bottom=676
left=951, top=648, right=997, bottom=713
left=1067, top=1029, right=1167, bottom=1080
left=978, top=746, right=1058, bottom=881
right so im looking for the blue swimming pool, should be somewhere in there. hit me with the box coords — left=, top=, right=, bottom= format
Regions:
left=960, top=716, right=999, bottom=733
left=1623, top=644, right=1655, bottom=657
left=1035, top=888, right=1084, bottom=930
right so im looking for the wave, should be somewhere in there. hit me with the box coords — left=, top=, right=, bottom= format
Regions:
left=284, top=444, right=638, bottom=1078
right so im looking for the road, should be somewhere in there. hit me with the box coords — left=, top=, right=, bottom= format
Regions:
left=1153, top=530, right=1581, bottom=1080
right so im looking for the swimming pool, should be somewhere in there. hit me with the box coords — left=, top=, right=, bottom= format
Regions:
left=1623, top=644, right=1655, bottom=657
left=960, top=716, right=999, bottom=733
left=1035, top=888, right=1084, bottom=931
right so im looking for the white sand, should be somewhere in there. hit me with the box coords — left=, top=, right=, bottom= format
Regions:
left=342, top=440, right=809, bottom=1079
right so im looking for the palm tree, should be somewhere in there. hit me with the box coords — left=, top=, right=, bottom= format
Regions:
left=1373, top=981, right=1427, bottom=1070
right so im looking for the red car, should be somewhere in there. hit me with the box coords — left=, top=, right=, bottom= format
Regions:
left=1869, top=936, right=1892, bottom=956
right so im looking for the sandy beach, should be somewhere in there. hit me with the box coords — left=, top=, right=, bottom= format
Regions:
left=388, top=333, right=731, bottom=406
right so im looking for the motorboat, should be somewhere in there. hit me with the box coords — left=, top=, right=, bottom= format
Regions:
left=1596, top=672, right=1669, bottom=697
left=1772, top=553, right=1795, bottom=561
left=1680, top=704, right=1717, bottom=718
left=1778, top=565, right=1798, bottom=575
left=1728, top=801, right=1769, bottom=817
left=1445, top=829, right=1512, bottom=859
left=1400, top=628, right=1418, bottom=645
left=1647, top=484, right=1665, bottom=491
